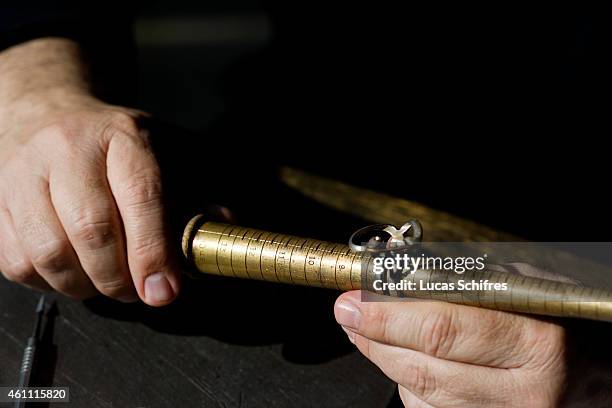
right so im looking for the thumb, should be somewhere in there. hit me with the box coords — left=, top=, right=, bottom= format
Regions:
left=105, top=123, right=180, bottom=306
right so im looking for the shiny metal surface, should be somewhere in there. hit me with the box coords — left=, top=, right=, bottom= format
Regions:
left=184, top=218, right=612, bottom=322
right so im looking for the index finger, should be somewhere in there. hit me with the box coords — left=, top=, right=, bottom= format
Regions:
left=106, top=128, right=180, bottom=306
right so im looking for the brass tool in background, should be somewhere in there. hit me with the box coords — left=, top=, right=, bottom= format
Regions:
left=183, top=217, right=612, bottom=322
left=279, top=167, right=612, bottom=288
left=279, top=167, right=519, bottom=242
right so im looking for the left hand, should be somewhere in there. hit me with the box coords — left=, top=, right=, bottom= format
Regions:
left=335, top=291, right=566, bottom=407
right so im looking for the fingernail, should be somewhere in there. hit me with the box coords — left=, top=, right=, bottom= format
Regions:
left=335, top=298, right=360, bottom=330
left=341, top=326, right=356, bottom=344
left=144, top=273, right=175, bottom=304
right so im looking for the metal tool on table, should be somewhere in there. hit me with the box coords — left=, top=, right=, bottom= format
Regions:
left=182, top=215, right=612, bottom=322
left=14, top=295, right=47, bottom=408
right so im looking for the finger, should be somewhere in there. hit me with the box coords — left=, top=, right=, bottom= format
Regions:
left=335, top=290, right=556, bottom=368
left=7, top=177, right=97, bottom=298
left=0, top=206, right=51, bottom=290
left=49, top=142, right=138, bottom=302
left=353, top=333, right=511, bottom=407
left=398, top=385, right=434, bottom=408
left=106, top=128, right=179, bottom=306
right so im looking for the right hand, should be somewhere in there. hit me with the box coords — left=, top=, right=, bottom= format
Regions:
left=0, top=97, right=180, bottom=306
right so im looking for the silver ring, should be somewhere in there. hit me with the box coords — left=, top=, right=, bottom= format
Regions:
left=349, top=220, right=422, bottom=253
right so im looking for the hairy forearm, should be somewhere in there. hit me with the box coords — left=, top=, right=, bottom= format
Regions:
left=0, top=37, right=98, bottom=132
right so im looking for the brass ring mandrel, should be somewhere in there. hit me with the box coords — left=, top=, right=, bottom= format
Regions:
left=183, top=216, right=612, bottom=322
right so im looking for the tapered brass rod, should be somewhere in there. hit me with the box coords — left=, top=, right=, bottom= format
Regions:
left=183, top=218, right=612, bottom=322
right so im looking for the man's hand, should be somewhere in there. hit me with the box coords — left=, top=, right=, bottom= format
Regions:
left=335, top=291, right=566, bottom=407
left=0, top=38, right=180, bottom=306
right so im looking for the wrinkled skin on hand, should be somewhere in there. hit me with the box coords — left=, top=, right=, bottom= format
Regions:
left=335, top=291, right=566, bottom=407
left=0, top=100, right=180, bottom=306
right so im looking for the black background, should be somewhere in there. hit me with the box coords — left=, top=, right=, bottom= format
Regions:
left=134, top=1, right=610, bottom=242
left=1, top=2, right=611, bottom=407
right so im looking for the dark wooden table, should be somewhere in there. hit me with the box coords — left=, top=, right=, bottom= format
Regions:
left=0, top=274, right=396, bottom=407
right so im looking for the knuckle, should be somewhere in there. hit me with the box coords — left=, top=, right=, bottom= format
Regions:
left=102, top=111, right=148, bottom=149
left=32, top=121, right=87, bottom=160
left=476, top=312, right=526, bottom=367
left=362, top=304, right=392, bottom=340
left=122, top=172, right=163, bottom=208
left=72, top=213, right=117, bottom=250
left=31, top=240, right=71, bottom=271
left=521, top=321, right=566, bottom=368
left=106, top=111, right=140, bottom=136
left=403, top=362, right=437, bottom=400
left=38, top=120, right=79, bottom=147
left=421, top=307, right=457, bottom=359
left=17, top=212, right=50, bottom=239
left=2, top=260, right=36, bottom=283
left=37, top=111, right=142, bottom=155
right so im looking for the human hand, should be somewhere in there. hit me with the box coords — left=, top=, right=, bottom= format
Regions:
left=335, top=291, right=566, bottom=407
left=0, top=98, right=180, bottom=306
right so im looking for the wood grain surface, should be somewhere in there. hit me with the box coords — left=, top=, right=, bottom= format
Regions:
left=0, top=275, right=395, bottom=407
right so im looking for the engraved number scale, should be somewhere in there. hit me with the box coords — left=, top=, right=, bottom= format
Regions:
left=187, top=220, right=364, bottom=291
left=183, top=216, right=612, bottom=322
